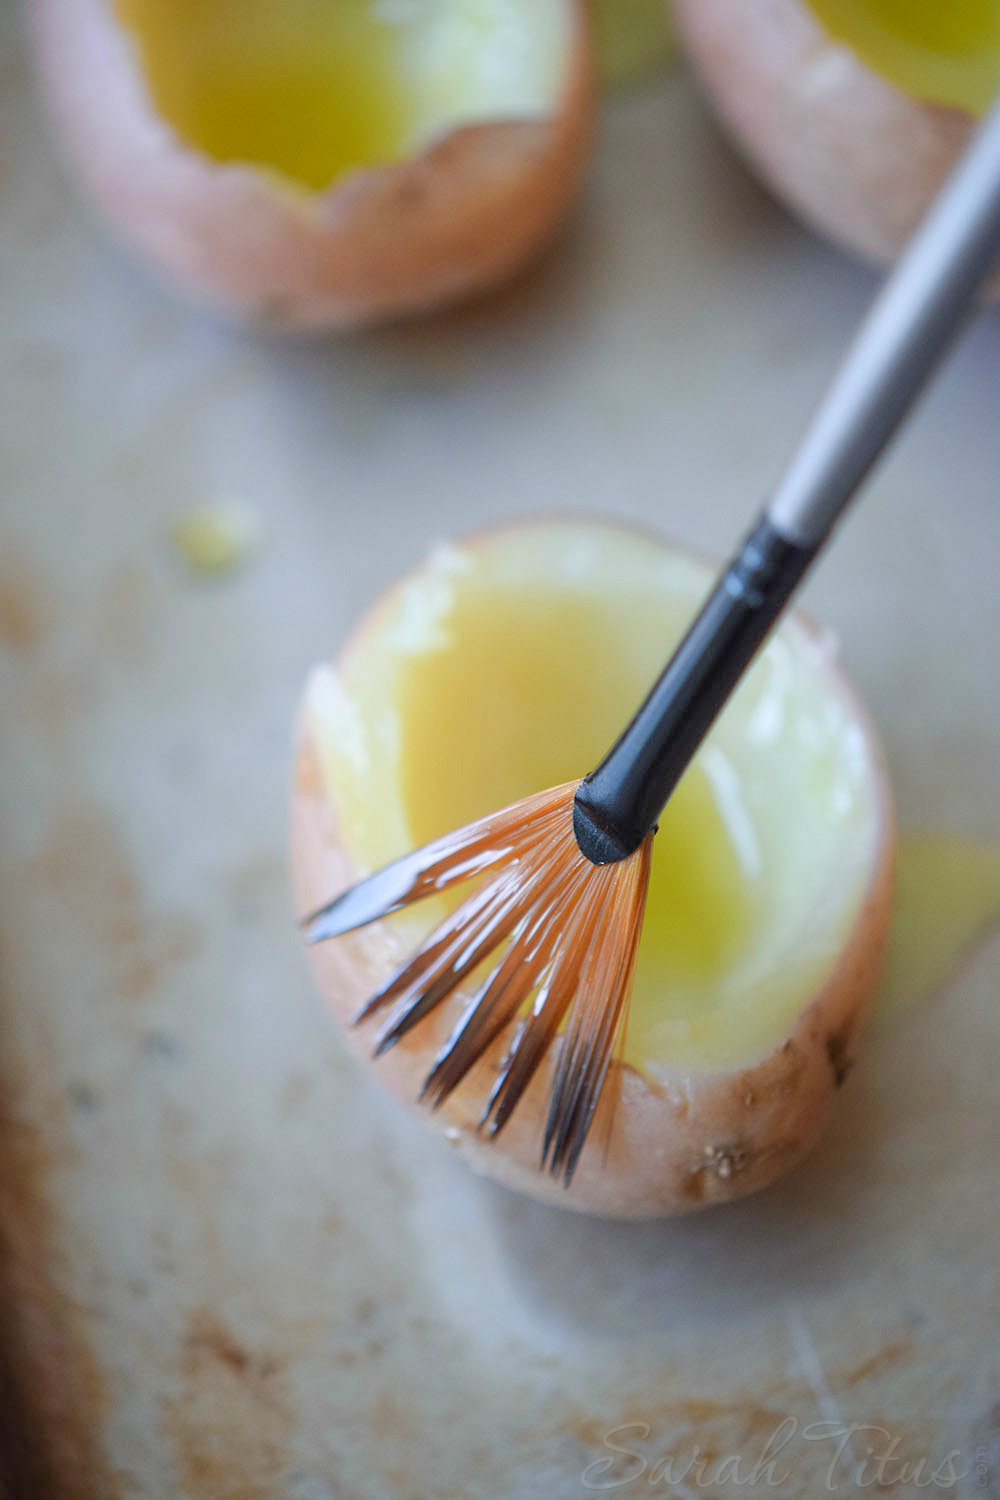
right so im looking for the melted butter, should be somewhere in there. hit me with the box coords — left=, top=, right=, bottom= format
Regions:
left=115, top=0, right=410, bottom=190
left=587, top=0, right=676, bottom=88
left=806, top=0, right=1000, bottom=115
left=873, top=832, right=1000, bottom=1023
left=397, top=581, right=758, bottom=995
left=114, top=0, right=571, bottom=193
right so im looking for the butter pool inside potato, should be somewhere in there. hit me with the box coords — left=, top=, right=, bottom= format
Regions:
left=805, top=0, right=1000, bottom=114
left=114, top=0, right=574, bottom=190
left=307, top=522, right=883, bottom=1079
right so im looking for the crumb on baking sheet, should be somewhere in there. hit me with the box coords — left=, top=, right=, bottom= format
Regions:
left=169, top=502, right=258, bottom=577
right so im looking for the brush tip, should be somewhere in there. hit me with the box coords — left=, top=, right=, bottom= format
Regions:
left=302, top=903, right=351, bottom=945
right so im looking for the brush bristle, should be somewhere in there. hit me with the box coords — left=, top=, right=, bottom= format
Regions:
left=303, top=781, right=653, bottom=1184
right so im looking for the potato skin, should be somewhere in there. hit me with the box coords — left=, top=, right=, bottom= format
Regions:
left=673, top=0, right=981, bottom=273
left=291, top=643, right=895, bottom=1222
left=32, top=0, right=593, bottom=331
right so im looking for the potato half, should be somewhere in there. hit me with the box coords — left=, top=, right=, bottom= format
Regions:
left=291, top=520, right=894, bottom=1218
left=32, top=0, right=592, bottom=330
left=673, top=0, right=993, bottom=274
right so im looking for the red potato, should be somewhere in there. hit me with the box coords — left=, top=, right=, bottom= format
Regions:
left=673, top=0, right=983, bottom=272
left=32, top=0, right=593, bottom=330
left=290, top=520, right=895, bottom=1219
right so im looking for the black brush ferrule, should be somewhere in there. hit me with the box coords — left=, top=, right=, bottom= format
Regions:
left=573, top=516, right=819, bottom=864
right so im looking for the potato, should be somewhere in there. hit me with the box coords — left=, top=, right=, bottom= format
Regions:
left=32, top=0, right=593, bottom=330
left=673, top=0, right=985, bottom=273
left=291, top=520, right=895, bottom=1218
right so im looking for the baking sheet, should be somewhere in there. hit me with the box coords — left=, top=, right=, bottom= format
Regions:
left=1, top=5, right=999, bottom=1495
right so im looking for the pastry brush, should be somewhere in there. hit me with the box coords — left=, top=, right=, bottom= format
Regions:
left=304, top=95, right=1000, bottom=1185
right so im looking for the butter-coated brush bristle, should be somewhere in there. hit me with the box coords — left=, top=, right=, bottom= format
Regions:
left=304, top=781, right=653, bottom=1185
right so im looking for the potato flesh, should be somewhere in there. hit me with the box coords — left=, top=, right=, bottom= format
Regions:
left=113, top=0, right=572, bottom=191
left=805, top=0, right=1000, bottom=115
left=308, top=525, right=882, bottom=1075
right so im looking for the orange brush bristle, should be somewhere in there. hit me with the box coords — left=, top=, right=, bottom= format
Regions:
left=304, top=781, right=653, bottom=1184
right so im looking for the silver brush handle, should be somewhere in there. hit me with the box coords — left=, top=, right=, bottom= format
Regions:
left=575, top=95, right=1000, bottom=864
left=769, top=93, right=1000, bottom=547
